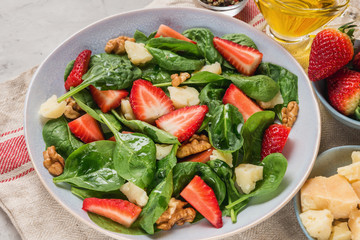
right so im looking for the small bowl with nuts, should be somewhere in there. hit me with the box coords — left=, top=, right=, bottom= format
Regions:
left=195, top=0, right=248, bottom=16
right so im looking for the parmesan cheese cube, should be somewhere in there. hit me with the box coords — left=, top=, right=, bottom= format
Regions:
left=124, top=41, right=153, bottom=65
left=351, top=180, right=360, bottom=199
left=39, top=95, right=66, bottom=119
left=209, top=149, right=233, bottom=167
left=235, top=164, right=263, bottom=194
left=155, top=144, right=173, bottom=160
left=257, top=91, right=284, bottom=109
left=330, top=221, right=351, bottom=240
left=337, top=162, right=360, bottom=183
left=199, top=62, right=222, bottom=75
left=120, top=98, right=135, bottom=120
left=120, top=182, right=148, bottom=207
left=168, top=86, right=200, bottom=109
left=352, top=151, right=360, bottom=163
left=299, top=209, right=333, bottom=240
left=301, top=175, right=360, bottom=219
left=349, top=208, right=360, bottom=240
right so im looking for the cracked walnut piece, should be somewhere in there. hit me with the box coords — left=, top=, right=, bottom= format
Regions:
left=43, top=146, right=65, bottom=176
left=104, top=36, right=135, bottom=55
left=281, top=101, right=299, bottom=128
left=64, top=97, right=82, bottom=119
left=177, top=134, right=212, bottom=158
left=171, top=72, right=191, bottom=87
left=156, top=198, right=196, bottom=230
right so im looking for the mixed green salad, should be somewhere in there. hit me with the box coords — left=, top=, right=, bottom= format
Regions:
left=40, top=24, right=299, bottom=235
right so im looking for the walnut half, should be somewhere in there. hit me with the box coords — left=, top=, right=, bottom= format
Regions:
left=281, top=101, right=299, bottom=128
left=171, top=72, right=191, bottom=87
left=156, top=198, right=196, bottom=231
left=64, top=97, right=82, bottom=119
left=104, top=36, right=135, bottom=55
left=43, top=146, right=65, bottom=176
left=177, top=134, right=212, bottom=158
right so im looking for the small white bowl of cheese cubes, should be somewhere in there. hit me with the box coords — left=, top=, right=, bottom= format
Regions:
left=294, top=146, right=360, bottom=240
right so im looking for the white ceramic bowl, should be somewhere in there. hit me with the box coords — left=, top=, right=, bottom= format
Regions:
left=24, top=7, right=321, bottom=240
left=294, top=145, right=360, bottom=240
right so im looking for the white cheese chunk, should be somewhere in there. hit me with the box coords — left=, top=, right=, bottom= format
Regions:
left=338, top=162, right=360, bottom=183
left=349, top=208, right=360, bottom=240
left=352, top=151, right=360, bottom=163
left=120, top=98, right=135, bottom=120
left=39, top=95, right=66, bottom=119
left=199, top=62, right=222, bottom=75
left=209, top=149, right=233, bottom=167
left=330, top=221, right=351, bottom=240
left=168, top=86, right=200, bottom=109
left=124, top=41, right=153, bottom=65
left=120, top=182, right=148, bottom=207
left=299, top=209, right=333, bottom=240
left=257, top=91, right=284, bottom=109
left=235, top=164, right=263, bottom=194
left=155, top=144, right=173, bottom=160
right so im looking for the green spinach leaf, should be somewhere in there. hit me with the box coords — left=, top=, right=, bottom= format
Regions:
left=42, top=116, right=83, bottom=159
left=58, top=53, right=141, bottom=102
left=53, top=141, right=124, bottom=191
left=226, top=153, right=287, bottom=209
left=223, top=73, right=280, bottom=102
left=208, top=104, right=244, bottom=153
left=146, top=37, right=202, bottom=57
left=146, top=47, right=204, bottom=71
left=241, top=111, right=275, bottom=164
left=172, top=162, right=226, bottom=205
left=71, top=187, right=126, bottom=200
left=199, top=81, right=229, bottom=115
left=100, top=114, right=156, bottom=189
left=112, top=110, right=179, bottom=145
left=64, top=60, right=75, bottom=81
left=141, top=64, right=172, bottom=84
left=134, top=30, right=156, bottom=44
left=221, top=33, right=258, bottom=49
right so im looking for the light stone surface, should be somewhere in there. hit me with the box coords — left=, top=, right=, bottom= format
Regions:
left=0, top=1, right=152, bottom=239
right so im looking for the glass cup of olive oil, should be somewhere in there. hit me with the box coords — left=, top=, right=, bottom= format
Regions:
left=254, top=0, right=350, bottom=42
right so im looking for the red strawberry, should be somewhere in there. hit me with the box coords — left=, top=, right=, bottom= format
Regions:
left=213, top=37, right=263, bottom=76
left=155, top=24, right=196, bottom=44
left=353, top=52, right=360, bottom=71
left=155, top=105, right=208, bottom=142
left=327, top=68, right=360, bottom=116
left=130, top=79, right=175, bottom=124
left=180, top=175, right=223, bottom=228
left=223, top=84, right=262, bottom=121
left=82, top=198, right=141, bottom=228
left=89, top=85, right=128, bottom=113
left=68, top=113, right=104, bottom=143
left=308, top=28, right=354, bottom=81
left=261, top=124, right=291, bottom=159
left=65, top=49, right=92, bottom=91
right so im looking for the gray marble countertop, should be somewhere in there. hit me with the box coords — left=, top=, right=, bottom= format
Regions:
left=0, top=1, right=152, bottom=239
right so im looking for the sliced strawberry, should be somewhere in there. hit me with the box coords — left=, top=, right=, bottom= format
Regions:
left=65, top=49, right=92, bottom=91
left=308, top=28, right=354, bottom=81
left=154, top=24, right=196, bottom=44
left=261, top=124, right=291, bottom=159
left=353, top=52, right=360, bottom=71
left=213, top=37, right=263, bottom=76
left=223, top=84, right=262, bottom=121
left=89, top=85, right=128, bottom=113
left=155, top=105, right=208, bottom=142
left=68, top=113, right=104, bottom=143
left=130, top=79, right=175, bottom=124
left=327, top=68, right=360, bottom=116
left=180, top=148, right=214, bottom=163
left=82, top=198, right=141, bottom=228
left=180, top=175, right=223, bottom=228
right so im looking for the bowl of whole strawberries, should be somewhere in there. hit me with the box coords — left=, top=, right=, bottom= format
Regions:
left=309, top=23, right=360, bottom=129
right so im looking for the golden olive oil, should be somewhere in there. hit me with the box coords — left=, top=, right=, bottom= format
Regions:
left=255, top=0, right=346, bottom=40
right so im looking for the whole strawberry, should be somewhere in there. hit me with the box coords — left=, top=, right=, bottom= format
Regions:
left=308, top=23, right=355, bottom=81
left=64, top=49, right=92, bottom=91
left=261, top=124, right=291, bottom=160
left=353, top=52, right=360, bottom=71
left=327, top=68, right=360, bottom=116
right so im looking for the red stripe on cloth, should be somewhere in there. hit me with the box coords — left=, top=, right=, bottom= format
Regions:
left=235, top=1, right=262, bottom=24
left=0, top=168, right=35, bottom=183
left=0, top=135, right=31, bottom=174
left=1, top=127, right=24, bottom=137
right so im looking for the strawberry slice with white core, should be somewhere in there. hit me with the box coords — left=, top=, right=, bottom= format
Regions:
left=89, top=85, right=128, bottom=113
left=213, top=37, right=263, bottom=76
left=155, top=105, right=208, bottom=142
left=130, top=79, right=175, bottom=124
left=155, top=24, right=196, bottom=44
left=82, top=198, right=142, bottom=228
left=223, top=84, right=262, bottom=121
left=180, top=175, right=223, bottom=228
left=68, top=113, right=104, bottom=143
